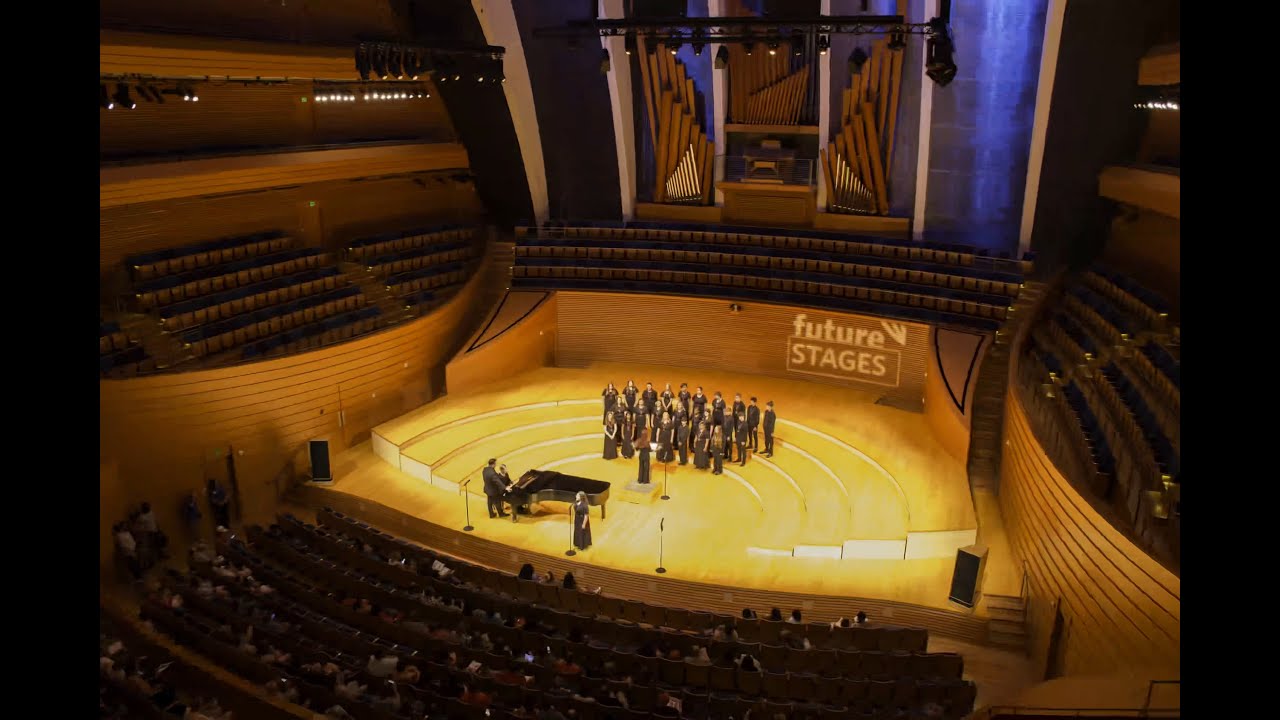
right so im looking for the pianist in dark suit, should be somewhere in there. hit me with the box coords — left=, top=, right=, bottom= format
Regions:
left=482, top=458, right=508, bottom=519
left=573, top=491, right=592, bottom=551
left=636, top=426, right=653, bottom=484
left=763, top=401, right=776, bottom=457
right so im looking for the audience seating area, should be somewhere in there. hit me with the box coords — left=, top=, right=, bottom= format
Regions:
left=345, top=225, right=483, bottom=315
left=100, top=320, right=154, bottom=376
left=512, top=221, right=1029, bottom=331
left=1016, top=266, right=1180, bottom=569
left=141, top=507, right=975, bottom=720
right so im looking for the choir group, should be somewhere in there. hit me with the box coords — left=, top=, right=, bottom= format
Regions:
left=600, top=380, right=778, bottom=485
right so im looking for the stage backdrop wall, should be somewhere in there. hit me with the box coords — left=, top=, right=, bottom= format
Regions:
left=555, top=292, right=931, bottom=408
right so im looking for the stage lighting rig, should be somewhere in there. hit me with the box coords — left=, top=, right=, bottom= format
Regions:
left=925, top=16, right=957, bottom=87
left=100, top=84, right=113, bottom=110
left=817, top=34, right=830, bottom=55
left=624, top=33, right=637, bottom=55
left=791, top=30, right=804, bottom=55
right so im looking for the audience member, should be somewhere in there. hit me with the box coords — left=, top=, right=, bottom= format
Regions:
left=741, top=608, right=757, bottom=619
left=206, top=478, right=231, bottom=530
left=768, top=607, right=783, bottom=621
left=562, top=572, right=577, bottom=590
left=856, top=610, right=868, bottom=624
left=788, top=608, right=803, bottom=624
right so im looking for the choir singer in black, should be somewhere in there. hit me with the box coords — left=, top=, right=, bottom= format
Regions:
left=746, top=397, right=761, bottom=452
left=763, top=401, right=777, bottom=457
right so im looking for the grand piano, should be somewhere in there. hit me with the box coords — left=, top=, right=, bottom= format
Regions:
left=505, top=469, right=611, bottom=522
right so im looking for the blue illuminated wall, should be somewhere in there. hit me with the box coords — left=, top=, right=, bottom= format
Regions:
left=923, top=0, right=1049, bottom=253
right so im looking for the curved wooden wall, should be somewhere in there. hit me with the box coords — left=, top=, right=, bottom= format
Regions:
left=555, top=291, right=931, bottom=408
left=1000, top=393, right=1180, bottom=676
left=100, top=142, right=469, bottom=208
left=445, top=293, right=558, bottom=394
left=100, top=30, right=362, bottom=80
left=99, top=175, right=482, bottom=276
left=99, top=249, right=494, bottom=564
left=101, top=1, right=409, bottom=45
left=100, top=80, right=453, bottom=160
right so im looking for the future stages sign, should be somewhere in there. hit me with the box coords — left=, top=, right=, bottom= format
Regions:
left=786, top=313, right=915, bottom=388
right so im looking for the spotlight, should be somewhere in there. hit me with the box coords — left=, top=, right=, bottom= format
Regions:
left=888, top=31, right=907, bottom=50
left=743, top=40, right=755, bottom=56
left=373, top=45, right=389, bottom=80
left=100, top=84, right=113, bottom=110
left=767, top=37, right=780, bottom=56
left=600, top=48, right=611, bottom=74
left=817, top=35, right=830, bottom=55
left=113, top=83, right=135, bottom=109
left=453, top=73, right=461, bottom=81
left=925, top=19, right=957, bottom=87
left=624, top=33, right=636, bottom=56
left=408, top=50, right=422, bottom=80
left=476, top=75, right=484, bottom=82
left=667, top=32, right=682, bottom=55
left=714, top=45, right=729, bottom=69
left=693, top=28, right=706, bottom=56
left=693, top=41, right=705, bottom=56
left=848, top=48, right=868, bottom=74
left=356, top=44, right=372, bottom=82
left=791, top=30, right=804, bottom=55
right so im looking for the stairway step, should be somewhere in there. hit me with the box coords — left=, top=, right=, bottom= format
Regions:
left=989, top=619, right=1026, bottom=635
left=988, top=631, right=1027, bottom=649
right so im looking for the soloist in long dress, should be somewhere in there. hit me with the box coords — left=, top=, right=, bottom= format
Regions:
left=573, top=498, right=592, bottom=550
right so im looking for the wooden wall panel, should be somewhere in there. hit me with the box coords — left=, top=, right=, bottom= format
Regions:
left=445, top=294, right=558, bottom=395
left=100, top=1, right=408, bottom=45
left=556, top=292, right=930, bottom=407
left=99, top=250, right=494, bottom=555
left=99, top=175, right=482, bottom=275
left=100, top=80, right=454, bottom=159
left=100, top=30, right=361, bottom=80
left=99, top=142, right=470, bottom=208
left=1000, top=393, right=1180, bottom=676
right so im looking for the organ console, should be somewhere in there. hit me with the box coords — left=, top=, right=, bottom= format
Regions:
left=504, top=469, right=611, bottom=522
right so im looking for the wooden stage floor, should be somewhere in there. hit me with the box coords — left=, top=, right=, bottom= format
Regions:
left=319, top=363, right=1020, bottom=614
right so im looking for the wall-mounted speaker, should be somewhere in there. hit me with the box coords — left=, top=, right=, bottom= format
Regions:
left=948, top=544, right=988, bottom=608
left=309, top=440, right=333, bottom=483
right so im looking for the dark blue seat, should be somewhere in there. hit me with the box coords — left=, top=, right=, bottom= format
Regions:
left=179, top=286, right=362, bottom=343
left=135, top=248, right=324, bottom=294
left=158, top=267, right=341, bottom=319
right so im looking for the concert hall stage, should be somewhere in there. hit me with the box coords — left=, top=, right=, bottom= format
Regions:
left=305, top=363, right=1021, bottom=625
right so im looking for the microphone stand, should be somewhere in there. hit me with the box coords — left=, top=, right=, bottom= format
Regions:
left=460, top=478, right=473, bottom=532
left=661, top=457, right=670, bottom=501
left=656, top=517, right=666, bottom=574
left=565, top=509, right=577, bottom=557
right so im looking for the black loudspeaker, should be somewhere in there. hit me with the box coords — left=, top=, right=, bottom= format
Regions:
left=309, top=440, right=333, bottom=483
left=948, top=544, right=988, bottom=608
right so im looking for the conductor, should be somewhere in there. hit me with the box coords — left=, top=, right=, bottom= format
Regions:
left=482, top=458, right=508, bottom=519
